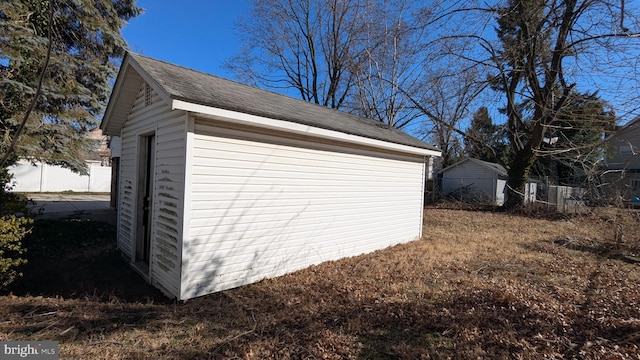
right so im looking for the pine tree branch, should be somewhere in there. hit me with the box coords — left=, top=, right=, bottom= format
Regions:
left=0, top=0, right=54, bottom=168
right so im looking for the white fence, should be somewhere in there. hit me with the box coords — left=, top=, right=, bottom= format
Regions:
left=8, top=160, right=112, bottom=193
left=546, top=185, right=587, bottom=213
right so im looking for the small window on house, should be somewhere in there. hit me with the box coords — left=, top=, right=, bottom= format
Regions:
left=631, top=179, right=640, bottom=190
left=619, top=144, right=633, bottom=155
left=144, top=83, right=152, bottom=106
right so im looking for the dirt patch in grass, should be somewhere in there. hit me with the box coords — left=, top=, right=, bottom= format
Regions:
left=1, top=208, right=639, bottom=359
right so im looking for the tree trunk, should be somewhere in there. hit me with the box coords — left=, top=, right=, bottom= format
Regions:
left=503, top=145, right=536, bottom=210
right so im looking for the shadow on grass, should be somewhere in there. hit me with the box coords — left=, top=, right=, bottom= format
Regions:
left=521, top=234, right=640, bottom=266
left=7, top=219, right=168, bottom=303
left=1, top=219, right=177, bottom=345
left=552, top=237, right=640, bottom=262
left=2, top=217, right=638, bottom=358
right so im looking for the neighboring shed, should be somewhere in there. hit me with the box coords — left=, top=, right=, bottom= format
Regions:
left=100, top=53, right=441, bottom=300
left=440, top=158, right=536, bottom=206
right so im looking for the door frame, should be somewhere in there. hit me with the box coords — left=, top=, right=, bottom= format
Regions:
left=135, top=133, right=156, bottom=274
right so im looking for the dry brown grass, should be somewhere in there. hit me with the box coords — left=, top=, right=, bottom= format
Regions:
left=1, top=208, right=639, bottom=359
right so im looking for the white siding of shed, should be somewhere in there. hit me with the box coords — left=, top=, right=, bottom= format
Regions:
left=181, top=120, right=425, bottom=299
left=118, top=82, right=186, bottom=298
left=441, top=161, right=503, bottom=205
left=496, top=179, right=507, bottom=205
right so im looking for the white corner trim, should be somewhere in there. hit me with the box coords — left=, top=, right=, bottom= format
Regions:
left=171, top=99, right=441, bottom=157
left=180, top=114, right=195, bottom=300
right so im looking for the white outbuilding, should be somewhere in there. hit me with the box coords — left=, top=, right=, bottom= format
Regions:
left=440, top=158, right=536, bottom=206
left=100, top=53, right=441, bottom=300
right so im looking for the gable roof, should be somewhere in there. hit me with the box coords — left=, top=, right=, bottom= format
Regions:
left=101, top=53, right=440, bottom=156
left=440, top=158, right=508, bottom=177
left=603, top=116, right=640, bottom=144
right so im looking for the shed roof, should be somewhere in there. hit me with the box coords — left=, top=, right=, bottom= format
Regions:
left=101, top=53, right=439, bottom=154
left=440, top=158, right=508, bottom=177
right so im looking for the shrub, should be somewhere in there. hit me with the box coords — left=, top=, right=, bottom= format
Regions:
left=0, top=215, right=31, bottom=288
left=0, top=167, right=32, bottom=288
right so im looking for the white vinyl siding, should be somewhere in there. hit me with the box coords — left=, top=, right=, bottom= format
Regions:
left=150, top=112, right=187, bottom=297
left=182, top=121, right=425, bottom=299
left=496, top=178, right=507, bottom=205
left=441, top=161, right=503, bottom=205
left=118, top=82, right=186, bottom=298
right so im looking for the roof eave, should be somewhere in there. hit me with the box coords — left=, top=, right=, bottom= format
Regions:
left=100, top=54, right=173, bottom=136
left=100, top=56, right=131, bottom=136
left=172, top=99, right=441, bottom=157
left=605, top=116, right=640, bottom=142
left=439, top=158, right=508, bottom=176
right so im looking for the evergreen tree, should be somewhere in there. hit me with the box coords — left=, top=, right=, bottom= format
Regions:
left=464, top=107, right=509, bottom=164
left=0, top=0, right=141, bottom=174
left=534, top=93, right=616, bottom=185
left=489, top=0, right=635, bottom=209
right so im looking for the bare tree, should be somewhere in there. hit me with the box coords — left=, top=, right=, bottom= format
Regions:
left=349, top=0, right=423, bottom=129
left=227, top=0, right=431, bottom=132
left=226, top=0, right=368, bottom=109
left=423, top=0, right=640, bottom=209
left=407, top=63, right=488, bottom=168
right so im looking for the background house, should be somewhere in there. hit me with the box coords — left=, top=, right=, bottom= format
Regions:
left=85, top=128, right=112, bottom=166
left=602, top=117, right=640, bottom=201
left=100, top=53, right=441, bottom=300
left=440, top=158, right=536, bottom=206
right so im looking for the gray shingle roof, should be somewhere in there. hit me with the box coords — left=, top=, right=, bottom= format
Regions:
left=440, top=158, right=508, bottom=177
left=478, top=159, right=508, bottom=177
left=128, top=53, right=438, bottom=151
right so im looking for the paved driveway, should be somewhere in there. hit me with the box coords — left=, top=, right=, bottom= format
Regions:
left=27, top=193, right=116, bottom=225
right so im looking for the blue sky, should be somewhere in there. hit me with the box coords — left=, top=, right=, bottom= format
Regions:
left=122, top=0, right=250, bottom=79
left=121, top=1, right=639, bottom=123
